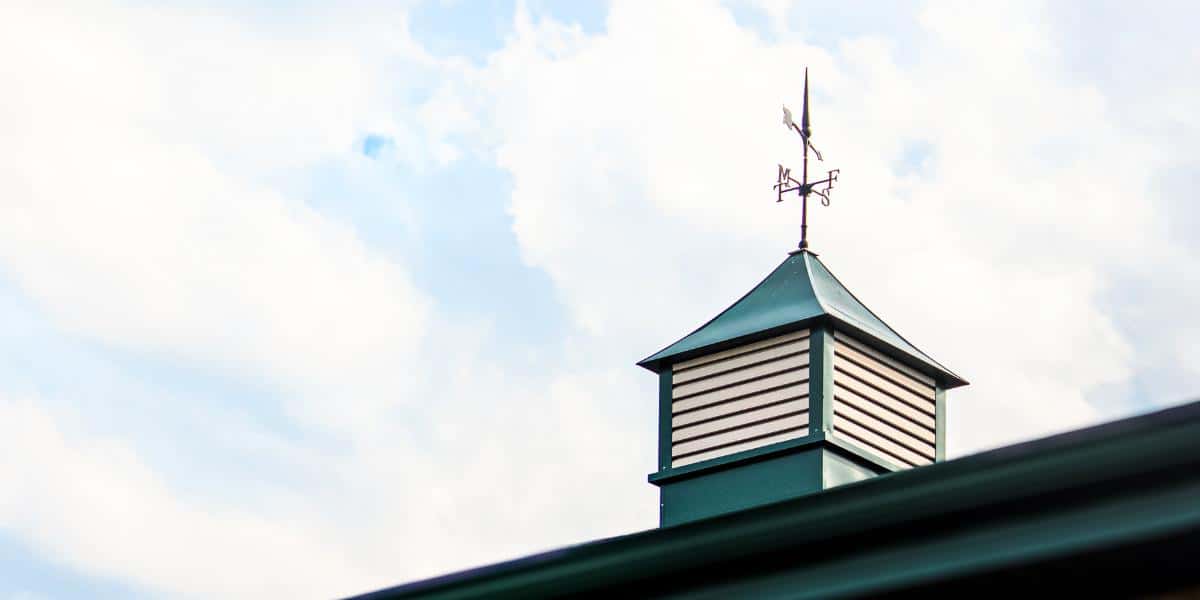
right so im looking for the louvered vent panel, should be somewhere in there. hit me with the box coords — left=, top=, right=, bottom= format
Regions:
left=670, top=330, right=810, bottom=468
left=832, top=332, right=936, bottom=468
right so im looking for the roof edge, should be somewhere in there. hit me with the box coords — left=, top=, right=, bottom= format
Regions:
left=636, top=254, right=799, bottom=372
left=806, top=252, right=968, bottom=388
left=638, top=317, right=827, bottom=374
left=349, top=399, right=1200, bottom=599
left=828, top=316, right=968, bottom=389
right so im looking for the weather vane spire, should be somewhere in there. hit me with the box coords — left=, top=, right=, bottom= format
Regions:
left=775, top=68, right=839, bottom=250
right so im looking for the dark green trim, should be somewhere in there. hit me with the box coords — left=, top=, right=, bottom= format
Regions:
left=824, top=318, right=966, bottom=389
left=649, top=433, right=825, bottom=485
left=641, top=320, right=821, bottom=375
left=658, top=370, right=672, bottom=471
left=658, top=448, right=825, bottom=526
left=935, top=386, right=947, bottom=461
left=659, top=478, right=1200, bottom=599
left=352, top=400, right=1200, bottom=600
left=808, top=323, right=834, bottom=435
left=651, top=434, right=896, bottom=526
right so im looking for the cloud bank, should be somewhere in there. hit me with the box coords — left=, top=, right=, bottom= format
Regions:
left=0, top=0, right=1196, bottom=597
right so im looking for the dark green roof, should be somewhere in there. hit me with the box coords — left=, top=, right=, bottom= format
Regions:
left=348, top=400, right=1200, bottom=599
left=638, top=250, right=966, bottom=388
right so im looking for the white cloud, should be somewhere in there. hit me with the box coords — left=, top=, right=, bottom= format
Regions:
left=0, top=362, right=655, bottom=598
left=0, top=0, right=1198, bottom=598
left=466, top=0, right=1183, bottom=454
left=0, top=397, right=371, bottom=598
left=0, top=1, right=434, bottom=429
left=0, top=8, right=657, bottom=595
left=0, top=2, right=437, bottom=595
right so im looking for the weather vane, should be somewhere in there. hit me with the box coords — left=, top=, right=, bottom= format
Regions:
left=775, top=68, right=839, bottom=250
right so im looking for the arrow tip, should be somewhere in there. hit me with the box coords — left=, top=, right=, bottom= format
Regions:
left=801, top=69, right=811, bottom=138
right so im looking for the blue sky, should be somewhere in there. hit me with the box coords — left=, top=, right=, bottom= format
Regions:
left=1, top=1, right=1198, bottom=597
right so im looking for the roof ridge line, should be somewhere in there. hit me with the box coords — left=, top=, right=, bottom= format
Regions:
left=807, top=253, right=963, bottom=383
left=800, top=251, right=832, bottom=317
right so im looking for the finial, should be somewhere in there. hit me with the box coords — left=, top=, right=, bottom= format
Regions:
left=776, top=69, right=839, bottom=250
left=801, top=68, right=811, bottom=140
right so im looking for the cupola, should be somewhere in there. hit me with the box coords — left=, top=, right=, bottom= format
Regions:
left=640, top=249, right=967, bottom=526
left=640, top=71, right=966, bottom=527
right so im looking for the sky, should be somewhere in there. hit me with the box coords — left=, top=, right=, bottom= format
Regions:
left=1, top=0, right=1198, bottom=597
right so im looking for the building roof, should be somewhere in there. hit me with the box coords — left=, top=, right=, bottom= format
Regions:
left=348, top=399, right=1200, bottom=599
left=637, top=250, right=967, bottom=388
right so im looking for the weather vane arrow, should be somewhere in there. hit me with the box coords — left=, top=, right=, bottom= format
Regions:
left=775, top=68, right=840, bottom=250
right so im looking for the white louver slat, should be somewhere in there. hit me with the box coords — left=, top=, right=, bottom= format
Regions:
left=670, top=330, right=811, bottom=468
left=832, top=331, right=936, bottom=468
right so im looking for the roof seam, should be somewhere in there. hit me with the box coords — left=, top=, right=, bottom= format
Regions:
left=801, top=252, right=831, bottom=317
left=809, top=254, right=962, bottom=381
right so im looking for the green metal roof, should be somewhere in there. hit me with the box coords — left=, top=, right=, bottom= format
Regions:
left=638, top=250, right=966, bottom=388
left=348, top=399, right=1200, bottom=599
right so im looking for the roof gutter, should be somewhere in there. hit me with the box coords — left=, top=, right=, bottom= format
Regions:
left=349, top=401, right=1200, bottom=599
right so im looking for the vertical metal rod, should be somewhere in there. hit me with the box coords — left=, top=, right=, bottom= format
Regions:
left=800, top=139, right=809, bottom=249
left=799, top=68, right=811, bottom=250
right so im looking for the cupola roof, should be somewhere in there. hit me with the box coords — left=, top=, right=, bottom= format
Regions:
left=638, top=250, right=966, bottom=389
